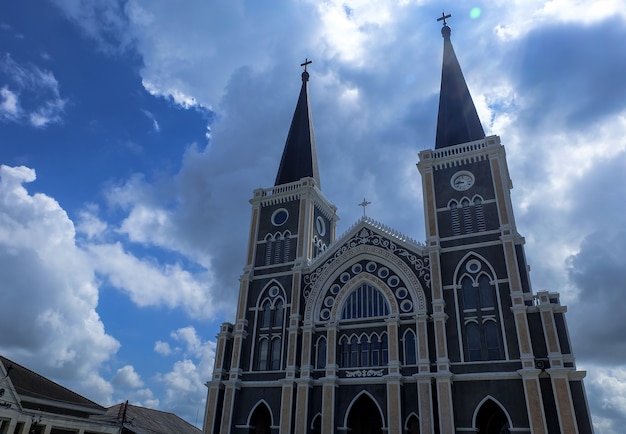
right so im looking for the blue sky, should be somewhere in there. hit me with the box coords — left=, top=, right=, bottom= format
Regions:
left=1, top=1, right=626, bottom=432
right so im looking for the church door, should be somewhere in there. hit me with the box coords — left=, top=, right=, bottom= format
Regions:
left=346, top=394, right=383, bottom=434
left=249, top=404, right=272, bottom=434
left=475, top=399, right=510, bottom=434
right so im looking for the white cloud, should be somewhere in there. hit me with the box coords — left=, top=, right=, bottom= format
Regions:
left=112, top=365, right=144, bottom=388
left=86, top=241, right=215, bottom=319
left=0, top=85, right=20, bottom=119
left=156, top=326, right=216, bottom=422
left=0, top=54, right=67, bottom=127
left=0, top=164, right=119, bottom=402
left=154, top=340, right=172, bottom=356
left=77, top=204, right=108, bottom=240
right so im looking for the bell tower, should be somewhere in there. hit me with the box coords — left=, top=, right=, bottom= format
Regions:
left=417, top=16, right=592, bottom=434
left=204, top=62, right=339, bottom=434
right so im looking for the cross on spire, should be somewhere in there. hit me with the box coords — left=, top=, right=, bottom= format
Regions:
left=437, top=11, right=451, bottom=26
left=300, top=58, right=312, bottom=72
left=358, top=198, right=371, bottom=218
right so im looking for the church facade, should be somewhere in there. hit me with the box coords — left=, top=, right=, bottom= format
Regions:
left=202, top=21, right=594, bottom=434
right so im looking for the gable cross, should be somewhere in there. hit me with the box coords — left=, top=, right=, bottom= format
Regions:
left=358, top=198, right=371, bottom=218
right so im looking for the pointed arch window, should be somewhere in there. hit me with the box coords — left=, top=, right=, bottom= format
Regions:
left=261, top=301, right=272, bottom=328
left=485, top=321, right=502, bottom=359
left=273, top=300, right=284, bottom=327
left=461, top=277, right=477, bottom=310
left=338, top=332, right=388, bottom=368
left=270, top=337, right=282, bottom=370
left=466, top=322, right=482, bottom=361
left=254, top=286, right=286, bottom=371
left=257, top=339, right=269, bottom=370
left=404, top=330, right=417, bottom=365
left=316, top=336, right=327, bottom=370
left=458, top=265, right=504, bottom=362
left=478, top=275, right=495, bottom=308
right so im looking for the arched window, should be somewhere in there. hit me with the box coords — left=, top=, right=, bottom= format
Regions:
left=371, top=334, right=380, bottom=366
left=340, top=336, right=350, bottom=368
left=316, top=336, right=327, bottom=369
left=261, top=301, right=271, bottom=328
left=257, top=339, right=269, bottom=370
left=350, top=336, right=359, bottom=367
left=404, top=330, right=417, bottom=365
left=381, top=333, right=389, bottom=364
left=485, top=321, right=502, bottom=360
left=270, top=337, right=281, bottom=370
left=458, top=261, right=504, bottom=362
left=273, top=300, right=284, bottom=327
left=478, top=275, right=495, bottom=308
left=338, top=332, right=389, bottom=368
left=254, top=286, right=286, bottom=371
left=474, top=196, right=486, bottom=231
left=341, top=284, right=390, bottom=320
left=360, top=334, right=369, bottom=366
left=461, top=277, right=477, bottom=310
left=466, top=322, right=481, bottom=361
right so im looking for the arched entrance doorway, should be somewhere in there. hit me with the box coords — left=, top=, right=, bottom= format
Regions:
left=249, top=403, right=272, bottom=434
left=475, top=399, right=510, bottom=434
left=346, top=394, right=384, bottom=434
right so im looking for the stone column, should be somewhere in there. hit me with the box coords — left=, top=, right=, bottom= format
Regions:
left=416, top=310, right=434, bottom=434
left=518, top=369, right=548, bottom=434
left=294, top=379, right=312, bottom=434
left=321, top=322, right=338, bottom=434
left=295, top=323, right=314, bottom=434
left=547, top=369, right=579, bottom=434
left=280, top=381, right=295, bottom=433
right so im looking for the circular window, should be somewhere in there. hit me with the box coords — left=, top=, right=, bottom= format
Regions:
left=271, top=208, right=289, bottom=226
left=320, top=309, right=331, bottom=320
left=351, top=263, right=363, bottom=274
left=315, top=216, right=326, bottom=236
left=378, top=267, right=389, bottom=279
left=366, top=262, right=377, bottom=273
left=466, top=260, right=482, bottom=274
left=330, top=284, right=341, bottom=295
left=268, top=286, right=280, bottom=297
left=387, top=275, right=400, bottom=287
left=401, top=300, right=413, bottom=312
left=396, top=287, right=408, bottom=299
left=324, top=296, right=334, bottom=307
left=340, top=272, right=351, bottom=283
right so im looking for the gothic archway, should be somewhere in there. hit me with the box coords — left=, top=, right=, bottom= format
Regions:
left=346, top=394, right=384, bottom=434
left=249, top=402, right=272, bottom=434
left=475, top=399, right=510, bottom=434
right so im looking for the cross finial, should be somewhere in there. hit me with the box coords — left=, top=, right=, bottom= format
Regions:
left=300, top=58, right=312, bottom=72
left=358, top=198, right=371, bottom=218
left=437, top=11, right=451, bottom=26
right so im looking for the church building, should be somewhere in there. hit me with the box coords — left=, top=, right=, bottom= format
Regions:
left=202, top=17, right=594, bottom=434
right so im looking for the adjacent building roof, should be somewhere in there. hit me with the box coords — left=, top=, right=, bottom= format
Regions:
left=107, top=402, right=201, bottom=434
left=274, top=68, right=321, bottom=187
left=0, top=355, right=105, bottom=415
left=435, top=24, right=485, bottom=149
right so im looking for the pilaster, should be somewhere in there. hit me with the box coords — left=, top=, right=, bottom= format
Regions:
left=518, top=369, right=548, bottom=434
left=547, top=369, right=579, bottom=434
left=294, top=379, right=312, bottom=434
left=279, top=381, right=295, bottom=433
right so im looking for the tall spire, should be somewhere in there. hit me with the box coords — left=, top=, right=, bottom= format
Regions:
left=274, top=59, right=321, bottom=187
left=435, top=14, right=485, bottom=149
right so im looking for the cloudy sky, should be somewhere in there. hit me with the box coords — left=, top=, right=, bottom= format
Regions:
left=1, top=0, right=625, bottom=431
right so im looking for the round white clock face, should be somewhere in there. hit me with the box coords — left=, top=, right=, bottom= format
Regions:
left=451, top=171, right=475, bottom=191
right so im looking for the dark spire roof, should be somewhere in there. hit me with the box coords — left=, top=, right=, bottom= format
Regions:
left=274, top=66, right=320, bottom=187
left=435, top=22, right=485, bottom=149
